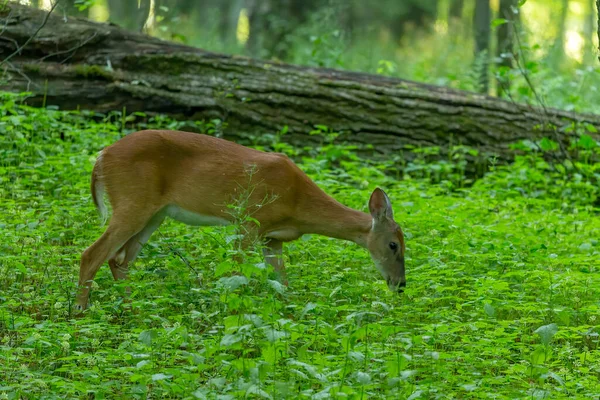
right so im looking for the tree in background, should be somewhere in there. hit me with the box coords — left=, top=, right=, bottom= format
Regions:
left=106, top=0, right=151, bottom=32
left=496, top=0, right=518, bottom=96
left=584, top=0, right=596, bottom=64
left=474, top=0, right=491, bottom=94
left=449, top=0, right=465, bottom=38
left=549, top=0, right=570, bottom=64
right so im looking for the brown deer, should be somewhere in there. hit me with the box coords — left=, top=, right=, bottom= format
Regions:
left=75, top=130, right=406, bottom=311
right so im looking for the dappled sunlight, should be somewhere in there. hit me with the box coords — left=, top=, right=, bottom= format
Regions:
left=143, top=0, right=156, bottom=31
left=39, top=0, right=53, bottom=11
left=236, top=8, right=250, bottom=45
left=565, top=30, right=585, bottom=62
left=520, top=1, right=555, bottom=44
left=88, top=0, right=109, bottom=23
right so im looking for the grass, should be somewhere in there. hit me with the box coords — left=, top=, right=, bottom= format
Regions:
left=0, top=91, right=599, bottom=398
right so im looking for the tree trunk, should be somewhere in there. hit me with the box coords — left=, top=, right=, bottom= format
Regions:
left=496, top=0, right=516, bottom=97
left=449, top=0, right=464, bottom=19
left=474, top=0, right=490, bottom=94
left=598, top=0, right=600, bottom=62
left=1, top=3, right=599, bottom=164
left=584, top=0, right=596, bottom=65
left=550, top=0, right=570, bottom=64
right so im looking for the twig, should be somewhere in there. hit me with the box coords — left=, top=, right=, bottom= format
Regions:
left=0, top=6, right=13, bottom=37
left=157, top=231, right=199, bottom=275
left=37, top=32, right=98, bottom=63
left=510, top=16, right=580, bottom=172
left=0, top=0, right=60, bottom=67
left=4, top=60, right=38, bottom=91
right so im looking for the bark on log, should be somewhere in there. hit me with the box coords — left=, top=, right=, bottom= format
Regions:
left=1, top=3, right=600, bottom=162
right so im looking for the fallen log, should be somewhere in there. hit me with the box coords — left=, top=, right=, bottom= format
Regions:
left=1, top=2, right=599, bottom=163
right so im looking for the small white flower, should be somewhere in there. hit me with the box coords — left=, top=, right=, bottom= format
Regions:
left=61, top=341, right=70, bottom=351
left=54, top=302, right=63, bottom=310
left=62, top=334, right=71, bottom=342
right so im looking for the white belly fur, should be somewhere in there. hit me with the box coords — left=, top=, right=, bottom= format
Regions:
left=165, top=205, right=230, bottom=226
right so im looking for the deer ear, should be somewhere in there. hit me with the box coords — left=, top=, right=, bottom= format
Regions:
left=368, top=188, right=393, bottom=222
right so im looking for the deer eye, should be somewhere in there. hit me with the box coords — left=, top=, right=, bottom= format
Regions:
left=389, top=242, right=398, bottom=252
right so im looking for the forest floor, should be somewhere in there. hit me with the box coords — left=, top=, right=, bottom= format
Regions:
left=1, top=92, right=599, bottom=399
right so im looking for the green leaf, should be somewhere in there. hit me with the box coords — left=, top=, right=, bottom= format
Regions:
left=267, top=279, right=286, bottom=294
left=492, top=18, right=508, bottom=28
left=534, top=323, right=558, bottom=345
left=484, top=303, right=496, bottom=318
left=300, top=302, right=317, bottom=319
left=220, top=333, right=242, bottom=347
left=138, top=330, right=158, bottom=347
left=543, top=371, right=565, bottom=385
left=539, top=138, right=558, bottom=152
left=531, top=346, right=552, bottom=365
left=218, top=275, right=248, bottom=291
left=151, top=373, right=171, bottom=381
left=577, top=134, right=597, bottom=150
left=356, top=371, right=371, bottom=385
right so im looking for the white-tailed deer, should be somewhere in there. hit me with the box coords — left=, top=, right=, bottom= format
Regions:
left=76, top=130, right=406, bottom=311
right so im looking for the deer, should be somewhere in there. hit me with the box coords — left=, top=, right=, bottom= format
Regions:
left=75, top=130, right=406, bottom=312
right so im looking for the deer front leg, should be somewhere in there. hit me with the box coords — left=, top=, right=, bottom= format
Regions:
left=263, top=238, right=287, bottom=285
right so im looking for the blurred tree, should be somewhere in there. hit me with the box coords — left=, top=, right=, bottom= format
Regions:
left=217, top=0, right=244, bottom=47
left=549, top=0, right=569, bottom=64
left=597, top=0, right=600, bottom=64
left=474, top=0, right=490, bottom=93
left=155, top=0, right=196, bottom=15
left=246, top=0, right=326, bottom=60
left=584, top=0, right=596, bottom=64
left=55, top=0, right=87, bottom=17
left=450, top=0, right=464, bottom=18
left=496, top=0, right=517, bottom=96
left=389, top=0, right=439, bottom=40
left=449, top=0, right=466, bottom=41
left=107, top=0, right=151, bottom=32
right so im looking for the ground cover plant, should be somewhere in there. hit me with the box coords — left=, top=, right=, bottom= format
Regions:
left=0, top=91, right=599, bottom=398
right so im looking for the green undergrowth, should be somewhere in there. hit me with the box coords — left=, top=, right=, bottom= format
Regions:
left=0, top=92, right=599, bottom=399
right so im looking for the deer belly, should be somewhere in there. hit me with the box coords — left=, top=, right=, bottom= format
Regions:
left=165, top=205, right=230, bottom=226
left=265, top=228, right=302, bottom=242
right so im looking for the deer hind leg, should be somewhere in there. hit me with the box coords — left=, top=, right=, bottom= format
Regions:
left=109, top=212, right=166, bottom=281
left=75, top=209, right=156, bottom=312
left=108, top=213, right=165, bottom=306
left=263, top=238, right=287, bottom=285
